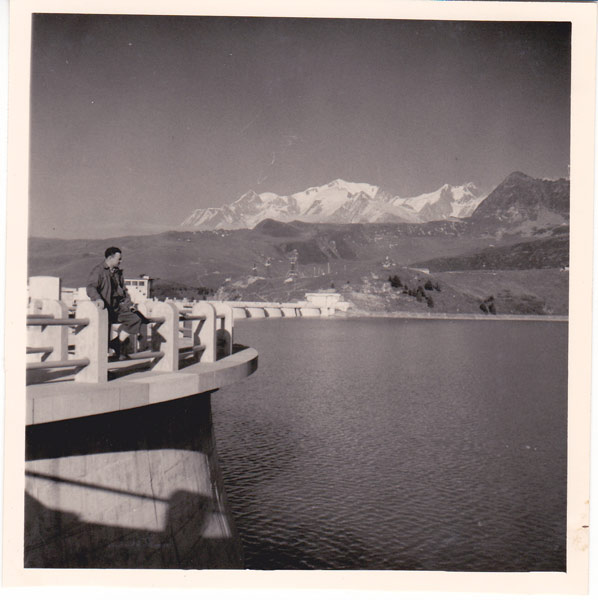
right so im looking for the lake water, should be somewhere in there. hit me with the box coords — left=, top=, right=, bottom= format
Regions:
left=211, top=317, right=568, bottom=571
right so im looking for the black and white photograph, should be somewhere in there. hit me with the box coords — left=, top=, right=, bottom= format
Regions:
left=3, top=0, right=596, bottom=595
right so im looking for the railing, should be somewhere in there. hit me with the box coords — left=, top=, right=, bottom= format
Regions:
left=161, top=297, right=346, bottom=318
left=27, top=286, right=344, bottom=385
left=27, top=298, right=234, bottom=385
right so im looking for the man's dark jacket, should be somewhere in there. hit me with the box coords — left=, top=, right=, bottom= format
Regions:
left=86, top=261, right=126, bottom=310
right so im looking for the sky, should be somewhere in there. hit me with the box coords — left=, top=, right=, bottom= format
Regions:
left=28, top=14, right=571, bottom=239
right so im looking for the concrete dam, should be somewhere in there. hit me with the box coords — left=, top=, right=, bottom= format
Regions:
left=25, top=278, right=343, bottom=568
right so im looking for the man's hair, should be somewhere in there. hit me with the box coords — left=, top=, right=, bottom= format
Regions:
left=104, top=246, right=122, bottom=258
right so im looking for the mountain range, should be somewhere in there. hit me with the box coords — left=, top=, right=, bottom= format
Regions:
left=181, top=179, right=486, bottom=230
left=28, top=171, right=571, bottom=315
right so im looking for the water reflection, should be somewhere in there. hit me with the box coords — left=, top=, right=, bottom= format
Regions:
left=212, top=318, right=567, bottom=571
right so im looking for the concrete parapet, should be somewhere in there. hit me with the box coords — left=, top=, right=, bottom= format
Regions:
left=73, top=301, right=108, bottom=384
left=264, top=307, right=283, bottom=318
left=27, top=299, right=68, bottom=364
left=246, top=307, right=267, bottom=318
left=26, top=348, right=258, bottom=425
left=281, top=307, right=298, bottom=317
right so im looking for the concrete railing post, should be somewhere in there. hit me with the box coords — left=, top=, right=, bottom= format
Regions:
left=150, top=301, right=179, bottom=372
left=192, top=301, right=217, bottom=363
left=74, top=300, right=108, bottom=383
left=28, top=276, right=61, bottom=301
left=27, top=299, right=69, bottom=364
left=137, top=301, right=155, bottom=352
left=210, top=301, right=234, bottom=356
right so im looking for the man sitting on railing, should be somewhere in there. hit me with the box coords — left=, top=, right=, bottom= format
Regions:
left=86, top=246, right=148, bottom=360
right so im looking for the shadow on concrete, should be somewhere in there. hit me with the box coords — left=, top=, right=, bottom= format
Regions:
left=216, top=329, right=232, bottom=359
left=26, top=393, right=214, bottom=460
left=24, top=489, right=242, bottom=569
left=25, top=394, right=244, bottom=568
left=26, top=366, right=85, bottom=385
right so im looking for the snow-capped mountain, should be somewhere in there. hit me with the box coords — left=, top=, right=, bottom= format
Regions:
left=181, top=178, right=485, bottom=230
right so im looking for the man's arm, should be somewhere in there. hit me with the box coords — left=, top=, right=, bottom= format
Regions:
left=86, top=265, right=103, bottom=304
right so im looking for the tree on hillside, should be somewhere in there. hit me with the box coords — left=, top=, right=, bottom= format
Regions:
left=479, top=295, right=497, bottom=315
left=388, top=275, right=402, bottom=288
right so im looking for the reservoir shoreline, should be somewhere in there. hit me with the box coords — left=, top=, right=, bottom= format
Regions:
left=342, top=310, right=568, bottom=322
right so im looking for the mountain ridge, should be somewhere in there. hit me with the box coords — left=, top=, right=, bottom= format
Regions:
left=470, top=172, right=569, bottom=226
left=181, top=178, right=486, bottom=230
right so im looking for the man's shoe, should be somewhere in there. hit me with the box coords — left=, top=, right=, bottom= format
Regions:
left=108, top=338, right=121, bottom=360
left=118, top=337, right=132, bottom=360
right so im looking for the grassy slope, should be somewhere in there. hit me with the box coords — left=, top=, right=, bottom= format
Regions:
left=414, top=235, right=569, bottom=272
left=222, top=266, right=567, bottom=316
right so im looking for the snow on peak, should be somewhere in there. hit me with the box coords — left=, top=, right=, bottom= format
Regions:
left=181, top=179, right=484, bottom=229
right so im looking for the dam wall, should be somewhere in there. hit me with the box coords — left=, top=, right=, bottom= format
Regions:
left=24, top=344, right=257, bottom=568
left=25, top=391, right=243, bottom=568
left=26, top=277, right=258, bottom=568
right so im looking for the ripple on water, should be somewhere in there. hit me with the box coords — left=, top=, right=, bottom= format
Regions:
left=212, top=318, right=567, bottom=570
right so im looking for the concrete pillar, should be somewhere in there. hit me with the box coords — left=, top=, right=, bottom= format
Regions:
left=28, top=276, right=61, bottom=301
left=192, top=302, right=217, bottom=363
left=74, top=301, right=108, bottom=384
left=150, top=301, right=179, bottom=372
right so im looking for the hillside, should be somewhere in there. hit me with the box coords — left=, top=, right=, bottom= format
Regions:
left=211, top=266, right=567, bottom=316
left=413, top=234, right=569, bottom=272
left=27, top=220, right=523, bottom=288
left=28, top=215, right=569, bottom=315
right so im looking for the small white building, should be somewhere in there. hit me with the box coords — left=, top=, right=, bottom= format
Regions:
left=124, top=275, right=154, bottom=303
left=304, top=291, right=348, bottom=315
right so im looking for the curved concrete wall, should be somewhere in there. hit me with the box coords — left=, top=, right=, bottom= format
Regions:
left=299, top=307, right=322, bottom=317
left=25, top=393, right=243, bottom=568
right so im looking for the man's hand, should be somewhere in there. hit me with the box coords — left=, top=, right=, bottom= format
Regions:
left=94, top=300, right=105, bottom=309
